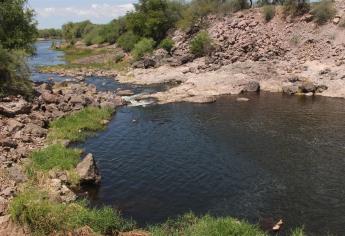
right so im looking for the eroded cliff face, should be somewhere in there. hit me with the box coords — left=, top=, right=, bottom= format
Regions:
left=119, top=2, right=345, bottom=104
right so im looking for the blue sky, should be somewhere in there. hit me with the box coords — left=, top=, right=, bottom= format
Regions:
left=28, top=0, right=137, bottom=29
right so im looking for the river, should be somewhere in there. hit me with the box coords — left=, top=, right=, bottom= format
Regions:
left=31, top=41, right=345, bottom=236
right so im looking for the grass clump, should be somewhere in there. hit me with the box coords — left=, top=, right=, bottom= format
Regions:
left=228, top=0, right=250, bottom=13
left=311, top=0, right=336, bottom=24
left=190, top=31, right=213, bottom=57
left=262, top=5, right=276, bottom=22
left=28, top=144, right=81, bottom=173
left=48, top=106, right=114, bottom=142
left=159, top=38, right=175, bottom=53
left=150, top=213, right=267, bottom=236
left=10, top=189, right=135, bottom=235
left=132, top=38, right=156, bottom=60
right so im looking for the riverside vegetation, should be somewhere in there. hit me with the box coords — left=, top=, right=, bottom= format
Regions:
left=1, top=0, right=342, bottom=235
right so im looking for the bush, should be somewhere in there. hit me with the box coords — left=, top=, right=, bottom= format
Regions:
left=262, top=5, right=276, bottom=22
left=132, top=38, right=156, bottom=60
left=117, top=31, right=141, bottom=52
left=159, top=38, right=175, bottom=53
left=190, top=31, right=213, bottom=57
left=0, top=47, right=33, bottom=99
left=10, top=189, right=135, bottom=235
left=228, top=0, right=250, bottom=12
left=311, top=0, right=336, bottom=24
left=283, top=0, right=310, bottom=16
left=48, top=106, right=114, bottom=142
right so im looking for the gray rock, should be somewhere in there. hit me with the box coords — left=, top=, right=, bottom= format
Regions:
left=237, top=97, right=249, bottom=102
left=22, top=123, right=47, bottom=138
left=41, top=92, right=59, bottom=104
left=76, top=153, right=101, bottom=184
left=6, top=119, right=24, bottom=133
left=243, top=81, right=260, bottom=93
left=282, top=84, right=299, bottom=95
left=117, top=90, right=135, bottom=96
left=299, top=82, right=316, bottom=93
left=0, top=98, right=32, bottom=117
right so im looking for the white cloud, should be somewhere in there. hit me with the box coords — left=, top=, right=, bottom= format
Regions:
left=38, top=3, right=134, bottom=19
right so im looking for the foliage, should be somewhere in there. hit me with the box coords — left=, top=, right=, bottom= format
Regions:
left=0, top=0, right=37, bottom=54
left=132, top=38, right=156, bottom=60
left=228, top=0, right=250, bottom=12
left=262, top=5, right=276, bottom=22
left=290, top=227, right=306, bottom=236
left=311, top=0, right=336, bottom=24
left=62, top=21, right=94, bottom=44
left=126, top=0, right=182, bottom=42
left=0, top=46, right=33, bottom=99
left=190, top=31, right=213, bottom=57
left=117, top=31, right=141, bottom=52
left=0, top=0, right=37, bottom=98
left=159, top=38, right=175, bottom=53
left=27, top=144, right=81, bottom=174
left=48, top=106, right=114, bottom=142
left=150, top=213, right=267, bottom=236
left=38, top=28, right=62, bottom=39
left=283, top=0, right=310, bottom=16
left=10, top=189, right=135, bottom=235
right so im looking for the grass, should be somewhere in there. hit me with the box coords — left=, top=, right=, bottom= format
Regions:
left=48, top=106, right=114, bottom=142
left=311, top=0, right=336, bottom=24
left=150, top=213, right=267, bottom=236
left=58, top=47, right=108, bottom=64
left=10, top=189, right=135, bottom=235
left=28, top=144, right=81, bottom=173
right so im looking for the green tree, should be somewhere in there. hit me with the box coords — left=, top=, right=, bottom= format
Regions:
left=0, top=0, right=37, bottom=54
left=0, top=0, right=37, bottom=99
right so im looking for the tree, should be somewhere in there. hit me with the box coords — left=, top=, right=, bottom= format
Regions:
left=0, top=0, right=37, bottom=98
left=0, top=0, right=37, bottom=54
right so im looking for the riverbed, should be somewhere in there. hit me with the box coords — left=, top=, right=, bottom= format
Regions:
left=31, top=41, right=345, bottom=236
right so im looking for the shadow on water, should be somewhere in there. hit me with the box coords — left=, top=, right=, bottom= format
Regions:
left=79, top=93, right=345, bottom=236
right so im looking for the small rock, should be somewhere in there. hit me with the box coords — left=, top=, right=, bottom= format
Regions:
left=237, top=97, right=249, bottom=102
left=243, top=81, right=260, bottom=93
left=117, top=90, right=135, bottom=96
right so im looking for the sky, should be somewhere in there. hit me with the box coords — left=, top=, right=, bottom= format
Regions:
left=28, top=0, right=137, bottom=29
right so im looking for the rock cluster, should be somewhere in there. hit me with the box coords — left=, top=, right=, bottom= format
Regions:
left=0, top=81, right=124, bottom=216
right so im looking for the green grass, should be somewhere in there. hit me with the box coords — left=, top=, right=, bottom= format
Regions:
left=28, top=144, right=81, bottom=173
left=10, top=189, right=135, bottom=235
left=48, top=106, right=114, bottom=142
left=58, top=47, right=107, bottom=64
left=150, top=213, right=267, bottom=236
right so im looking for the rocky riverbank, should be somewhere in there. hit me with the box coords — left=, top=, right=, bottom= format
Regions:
left=0, top=81, right=126, bottom=234
left=41, top=2, right=345, bottom=104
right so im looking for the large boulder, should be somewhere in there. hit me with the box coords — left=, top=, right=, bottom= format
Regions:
left=76, top=154, right=101, bottom=184
left=299, top=82, right=316, bottom=93
left=41, top=92, right=60, bottom=104
left=0, top=97, right=32, bottom=117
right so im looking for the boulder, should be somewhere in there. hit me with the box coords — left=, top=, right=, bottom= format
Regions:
left=282, top=84, right=299, bottom=95
left=41, top=92, right=59, bottom=104
left=0, top=98, right=32, bottom=117
left=299, top=82, right=316, bottom=93
left=243, top=81, right=260, bottom=93
left=6, top=119, right=24, bottom=133
left=22, top=123, right=47, bottom=138
left=76, top=154, right=101, bottom=184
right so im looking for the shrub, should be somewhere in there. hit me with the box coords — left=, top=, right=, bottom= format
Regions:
left=117, top=31, right=141, bottom=52
left=159, top=38, right=175, bottom=53
left=10, top=189, right=135, bottom=235
left=190, top=31, right=213, bottom=57
left=228, top=0, right=250, bottom=12
left=48, top=106, right=114, bottom=142
left=132, top=38, right=156, bottom=60
left=0, top=47, right=33, bottom=99
left=262, top=5, right=276, bottom=22
left=311, top=0, right=336, bottom=24
left=283, top=0, right=310, bottom=17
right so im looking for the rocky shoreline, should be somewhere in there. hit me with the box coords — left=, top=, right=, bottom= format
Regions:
left=0, top=81, right=126, bottom=232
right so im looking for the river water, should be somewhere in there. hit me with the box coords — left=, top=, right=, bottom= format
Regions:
left=31, top=41, right=345, bottom=235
